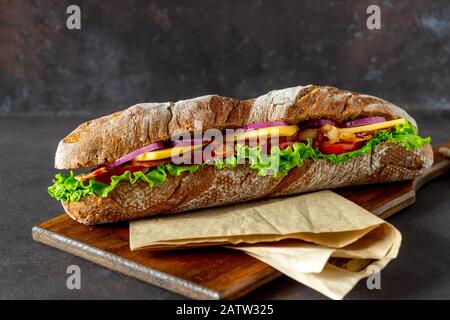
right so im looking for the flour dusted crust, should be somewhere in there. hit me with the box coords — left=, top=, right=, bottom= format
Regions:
left=55, top=85, right=417, bottom=169
left=55, top=85, right=432, bottom=225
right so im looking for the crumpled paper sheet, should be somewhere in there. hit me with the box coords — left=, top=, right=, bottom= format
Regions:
left=231, top=223, right=401, bottom=299
left=130, top=191, right=383, bottom=250
left=129, top=190, right=401, bottom=299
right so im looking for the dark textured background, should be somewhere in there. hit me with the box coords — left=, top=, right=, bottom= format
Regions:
left=0, top=0, right=449, bottom=300
left=0, top=0, right=449, bottom=116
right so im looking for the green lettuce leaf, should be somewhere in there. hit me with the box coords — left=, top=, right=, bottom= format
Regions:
left=48, top=122, right=430, bottom=202
left=235, top=142, right=311, bottom=177
left=48, top=164, right=198, bottom=202
left=212, top=156, right=238, bottom=169
left=233, top=122, right=430, bottom=171
left=165, top=163, right=201, bottom=176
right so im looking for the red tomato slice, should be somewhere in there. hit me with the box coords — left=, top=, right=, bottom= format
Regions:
left=319, top=141, right=363, bottom=155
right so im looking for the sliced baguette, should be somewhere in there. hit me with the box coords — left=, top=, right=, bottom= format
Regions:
left=55, top=85, right=417, bottom=169
left=63, top=142, right=433, bottom=225
left=56, top=85, right=431, bottom=225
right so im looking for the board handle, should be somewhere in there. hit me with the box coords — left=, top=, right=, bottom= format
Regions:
left=413, top=142, right=450, bottom=191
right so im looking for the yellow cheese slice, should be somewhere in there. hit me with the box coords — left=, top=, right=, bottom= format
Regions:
left=133, top=144, right=204, bottom=161
left=234, top=125, right=299, bottom=141
left=340, top=118, right=406, bottom=134
left=133, top=125, right=299, bottom=162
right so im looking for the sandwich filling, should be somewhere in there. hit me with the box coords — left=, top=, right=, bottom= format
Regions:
left=49, top=118, right=430, bottom=202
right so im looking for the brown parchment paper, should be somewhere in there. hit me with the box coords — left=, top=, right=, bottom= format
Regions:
left=130, top=190, right=383, bottom=250
left=231, top=223, right=401, bottom=299
left=129, top=190, right=402, bottom=299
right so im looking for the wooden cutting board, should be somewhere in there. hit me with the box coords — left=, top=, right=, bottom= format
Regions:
left=32, top=144, right=450, bottom=300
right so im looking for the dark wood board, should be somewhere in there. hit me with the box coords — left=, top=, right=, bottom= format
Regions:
left=32, top=144, right=450, bottom=300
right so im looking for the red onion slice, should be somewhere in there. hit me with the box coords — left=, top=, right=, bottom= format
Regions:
left=105, top=141, right=166, bottom=169
left=303, top=119, right=339, bottom=128
left=240, top=121, right=289, bottom=131
left=172, top=138, right=211, bottom=147
left=344, top=116, right=387, bottom=128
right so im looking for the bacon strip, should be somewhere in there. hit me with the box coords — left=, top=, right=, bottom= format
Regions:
left=75, top=167, right=109, bottom=182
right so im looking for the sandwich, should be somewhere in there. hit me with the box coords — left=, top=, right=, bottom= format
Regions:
left=48, top=85, right=433, bottom=225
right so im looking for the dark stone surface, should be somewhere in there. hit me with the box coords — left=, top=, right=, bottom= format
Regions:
left=1, top=0, right=449, bottom=300
left=0, top=0, right=449, bottom=116
left=0, top=111, right=449, bottom=299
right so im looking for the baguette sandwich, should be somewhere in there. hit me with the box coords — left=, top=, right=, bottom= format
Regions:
left=49, top=85, right=433, bottom=225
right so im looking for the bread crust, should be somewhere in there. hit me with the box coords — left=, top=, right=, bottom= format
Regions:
left=55, top=85, right=432, bottom=225
left=55, top=85, right=417, bottom=169
left=63, top=142, right=433, bottom=225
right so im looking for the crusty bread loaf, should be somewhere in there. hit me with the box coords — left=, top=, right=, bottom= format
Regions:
left=55, top=85, right=432, bottom=225
left=55, top=85, right=416, bottom=169
left=63, top=142, right=433, bottom=225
